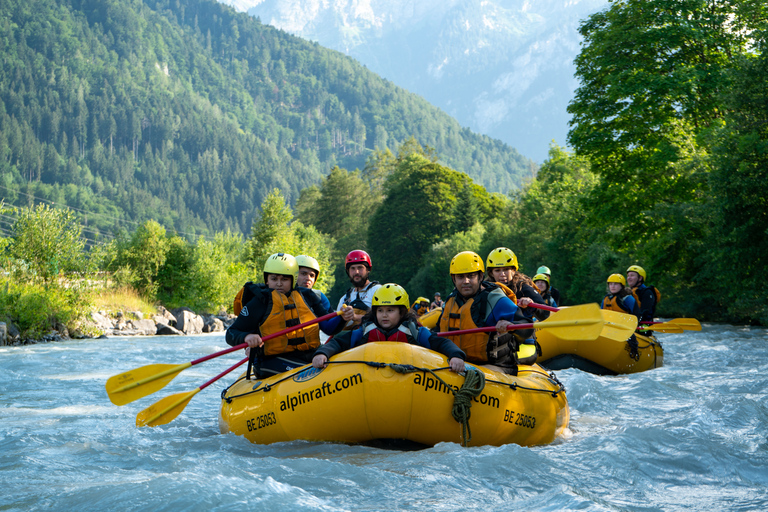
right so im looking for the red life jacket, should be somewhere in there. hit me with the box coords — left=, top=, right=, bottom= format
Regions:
left=363, top=323, right=412, bottom=343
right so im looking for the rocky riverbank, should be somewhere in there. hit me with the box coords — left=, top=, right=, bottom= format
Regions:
left=0, top=306, right=237, bottom=346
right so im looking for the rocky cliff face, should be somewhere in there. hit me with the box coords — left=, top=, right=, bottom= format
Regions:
left=219, top=0, right=607, bottom=162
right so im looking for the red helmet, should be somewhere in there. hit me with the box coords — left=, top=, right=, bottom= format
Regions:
left=345, top=250, right=372, bottom=270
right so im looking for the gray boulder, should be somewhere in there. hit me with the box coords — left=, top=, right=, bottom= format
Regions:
left=203, top=316, right=225, bottom=333
left=156, top=324, right=183, bottom=335
left=90, top=312, right=114, bottom=331
left=175, top=310, right=204, bottom=334
left=0, top=322, right=6, bottom=347
left=130, top=319, right=158, bottom=336
left=157, top=306, right=177, bottom=326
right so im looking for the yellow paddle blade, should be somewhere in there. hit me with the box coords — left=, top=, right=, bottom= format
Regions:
left=106, top=362, right=191, bottom=406
left=600, top=309, right=638, bottom=341
left=642, top=322, right=684, bottom=333
left=136, top=388, right=201, bottom=427
left=667, top=318, right=701, bottom=331
left=534, top=303, right=604, bottom=341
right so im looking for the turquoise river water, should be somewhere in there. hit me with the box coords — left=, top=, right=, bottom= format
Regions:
left=1, top=324, right=767, bottom=511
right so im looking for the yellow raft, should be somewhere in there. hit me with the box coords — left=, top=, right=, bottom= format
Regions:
left=537, top=325, right=663, bottom=375
left=219, top=342, right=569, bottom=447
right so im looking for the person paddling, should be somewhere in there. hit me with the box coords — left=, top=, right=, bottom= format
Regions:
left=313, top=284, right=465, bottom=373
left=486, top=248, right=550, bottom=322
left=434, top=251, right=536, bottom=370
left=336, top=250, right=382, bottom=329
left=226, top=253, right=353, bottom=378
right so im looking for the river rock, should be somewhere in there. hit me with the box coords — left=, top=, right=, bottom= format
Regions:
left=157, top=306, right=177, bottom=326
left=156, top=324, right=183, bottom=335
left=203, top=316, right=224, bottom=333
left=175, top=310, right=204, bottom=335
left=130, top=319, right=158, bottom=336
left=90, top=312, right=115, bottom=330
left=0, top=322, right=6, bottom=346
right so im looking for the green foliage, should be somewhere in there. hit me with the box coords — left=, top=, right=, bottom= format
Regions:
left=8, top=204, right=87, bottom=283
left=108, top=220, right=171, bottom=297
left=0, top=278, right=92, bottom=338
left=247, top=189, right=335, bottom=293
left=0, top=0, right=532, bottom=242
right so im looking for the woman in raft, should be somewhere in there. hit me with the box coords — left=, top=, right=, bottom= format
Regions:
left=485, top=247, right=550, bottom=322
left=601, top=273, right=640, bottom=319
left=312, top=283, right=466, bottom=373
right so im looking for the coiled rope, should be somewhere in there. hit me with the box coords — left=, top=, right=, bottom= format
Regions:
left=451, top=368, right=485, bottom=446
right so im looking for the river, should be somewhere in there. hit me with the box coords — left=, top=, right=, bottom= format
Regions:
left=1, top=325, right=767, bottom=511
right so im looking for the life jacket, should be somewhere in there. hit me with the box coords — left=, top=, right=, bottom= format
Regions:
left=632, top=284, right=660, bottom=314
left=602, top=294, right=635, bottom=315
left=438, top=285, right=508, bottom=363
left=260, top=289, right=321, bottom=356
left=351, top=320, right=425, bottom=347
left=341, top=281, right=380, bottom=329
left=494, top=282, right=518, bottom=304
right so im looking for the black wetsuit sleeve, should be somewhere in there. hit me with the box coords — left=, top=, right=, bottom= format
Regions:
left=314, top=330, right=355, bottom=360
left=520, top=283, right=551, bottom=321
left=426, top=332, right=465, bottom=361
left=225, top=293, right=270, bottom=347
left=637, top=288, right=656, bottom=322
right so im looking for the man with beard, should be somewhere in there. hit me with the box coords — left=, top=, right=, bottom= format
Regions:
left=336, top=250, right=381, bottom=329
left=435, top=251, right=536, bottom=369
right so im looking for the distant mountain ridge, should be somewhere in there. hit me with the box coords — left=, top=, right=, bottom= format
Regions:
left=220, top=0, right=609, bottom=161
left=0, top=0, right=532, bottom=239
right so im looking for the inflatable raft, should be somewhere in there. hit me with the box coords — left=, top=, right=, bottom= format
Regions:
left=219, top=342, right=569, bottom=447
left=537, top=315, right=663, bottom=375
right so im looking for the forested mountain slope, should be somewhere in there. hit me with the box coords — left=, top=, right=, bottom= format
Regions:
left=0, top=0, right=532, bottom=238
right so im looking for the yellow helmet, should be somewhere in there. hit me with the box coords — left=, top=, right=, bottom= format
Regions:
left=372, top=283, right=410, bottom=308
left=263, top=253, right=299, bottom=285
left=296, top=255, right=320, bottom=278
left=607, top=273, right=626, bottom=286
left=533, top=273, right=550, bottom=285
left=450, top=251, right=484, bottom=274
left=626, top=265, right=646, bottom=281
left=486, top=247, right=519, bottom=270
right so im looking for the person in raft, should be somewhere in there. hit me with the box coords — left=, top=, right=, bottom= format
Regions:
left=485, top=247, right=550, bottom=323
left=626, top=265, right=660, bottom=323
left=431, top=292, right=445, bottom=309
left=536, top=265, right=563, bottom=306
left=532, top=273, right=558, bottom=308
left=336, top=249, right=382, bottom=329
left=410, top=296, right=431, bottom=317
left=296, top=254, right=331, bottom=311
left=313, top=284, right=466, bottom=373
left=435, top=251, right=536, bottom=370
left=226, top=252, right=354, bottom=378
left=601, top=274, right=640, bottom=318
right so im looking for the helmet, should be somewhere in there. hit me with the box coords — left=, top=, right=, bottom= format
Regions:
left=372, top=283, right=409, bottom=308
left=296, top=255, right=320, bottom=277
left=626, top=265, right=646, bottom=281
left=346, top=250, right=372, bottom=270
left=434, top=292, right=441, bottom=297
left=533, top=273, right=550, bottom=285
left=607, top=273, right=626, bottom=285
left=537, top=265, right=551, bottom=276
left=450, top=251, right=484, bottom=274
left=263, top=253, right=299, bottom=285
left=416, top=296, right=430, bottom=304
left=486, top=247, right=518, bottom=270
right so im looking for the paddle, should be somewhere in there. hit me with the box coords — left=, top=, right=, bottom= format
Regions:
left=438, top=303, right=604, bottom=341
left=106, top=310, right=342, bottom=405
left=526, top=302, right=637, bottom=341
left=639, top=322, right=685, bottom=333
left=641, top=318, right=701, bottom=331
left=136, top=356, right=248, bottom=427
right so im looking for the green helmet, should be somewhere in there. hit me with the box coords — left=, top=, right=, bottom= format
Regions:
left=537, top=265, right=551, bottom=276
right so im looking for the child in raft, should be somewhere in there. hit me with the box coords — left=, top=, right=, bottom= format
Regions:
left=601, top=273, right=641, bottom=319
left=312, top=284, right=466, bottom=373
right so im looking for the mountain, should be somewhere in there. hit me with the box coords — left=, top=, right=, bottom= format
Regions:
left=220, top=0, right=609, bottom=162
left=0, top=0, right=531, bottom=240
